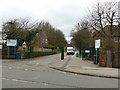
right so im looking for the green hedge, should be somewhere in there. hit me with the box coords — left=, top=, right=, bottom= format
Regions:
left=2, top=46, right=57, bottom=59
left=23, top=50, right=57, bottom=59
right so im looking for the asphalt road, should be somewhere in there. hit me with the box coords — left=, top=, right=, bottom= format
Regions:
left=2, top=54, right=119, bottom=88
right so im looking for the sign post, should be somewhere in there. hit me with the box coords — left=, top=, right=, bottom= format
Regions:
left=94, top=39, right=100, bottom=64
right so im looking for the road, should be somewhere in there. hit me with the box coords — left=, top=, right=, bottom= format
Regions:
left=2, top=54, right=118, bottom=88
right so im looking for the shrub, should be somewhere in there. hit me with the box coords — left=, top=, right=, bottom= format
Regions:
left=23, top=50, right=57, bottom=59
left=2, top=47, right=57, bottom=59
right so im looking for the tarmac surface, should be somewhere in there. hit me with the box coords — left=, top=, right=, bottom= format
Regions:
left=1, top=54, right=120, bottom=79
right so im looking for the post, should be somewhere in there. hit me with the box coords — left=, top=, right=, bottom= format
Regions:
left=14, top=46, right=16, bottom=58
left=61, top=47, right=64, bottom=60
left=30, top=46, right=33, bottom=59
left=94, top=39, right=100, bottom=64
left=94, top=48, right=99, bottom=64
left=7, top=46, right=10, bottom=58
left=23, top=48, right=25, bottom=59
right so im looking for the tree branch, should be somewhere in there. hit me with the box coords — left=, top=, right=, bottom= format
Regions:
left=90, top=25, right=104, bottom=37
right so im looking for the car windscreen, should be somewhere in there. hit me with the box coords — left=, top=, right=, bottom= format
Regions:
left=67, top=49, right=73, bottom=51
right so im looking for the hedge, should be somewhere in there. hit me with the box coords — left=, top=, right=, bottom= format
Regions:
left=23, top=50, right=57, bottom=59
left=2, top=49, right=57, bottom=59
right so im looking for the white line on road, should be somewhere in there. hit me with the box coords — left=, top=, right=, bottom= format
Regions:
left=31, top=69, right=36, bottom=71
left=63, top=72, right=66, bottom=74
left=24, top=69, right=28, bottom=71
left=38, top=82, right=48, bottom=86
left=36, top=63, right=39, bottom=65
left=11, top=79, right=35, bottom=83
left=2, top=78, right=36, bottom=84
left=1, top=77, right=78, bottom=88
left=72, top=74, right=77, bottom=75
left=2, top=78, right=10, bottom=81
left=3, top=66, right=38, bottom=72
left=2, top=77, right=48, bottom=85
left=8, top=67, right=12, bottom=69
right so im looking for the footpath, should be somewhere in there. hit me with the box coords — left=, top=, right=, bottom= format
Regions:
left=49, top=55, right=120, bottom=79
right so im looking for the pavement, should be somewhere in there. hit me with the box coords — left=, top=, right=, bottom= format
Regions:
left=49, top=55, right=120, bottom=79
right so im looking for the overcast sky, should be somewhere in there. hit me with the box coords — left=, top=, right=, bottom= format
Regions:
left=0, top=0, right=119, bottom=39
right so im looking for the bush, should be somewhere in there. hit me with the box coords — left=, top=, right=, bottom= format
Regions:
left=2, top=47, right=57, bottom=59
left=23, top=50, right=57, bottom=59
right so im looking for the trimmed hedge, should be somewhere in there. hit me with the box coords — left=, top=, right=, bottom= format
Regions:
left=2, top=47, right=57, bottom=59
left=23, top=50, right=57, bottom=59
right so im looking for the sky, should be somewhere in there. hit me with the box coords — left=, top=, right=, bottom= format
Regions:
left=0, top=0, right=119, bottom=41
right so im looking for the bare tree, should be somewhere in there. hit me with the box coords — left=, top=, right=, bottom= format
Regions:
left=71, top=21, right=92, bottom=52
left=88, top=1, right=120, bottom=51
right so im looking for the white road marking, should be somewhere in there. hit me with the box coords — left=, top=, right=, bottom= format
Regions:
left=73, top=74, right=77, bottom=75
left=8, top=67, right=12, bottom=69
left=3, top=78, right=35, bottom=83
left=36, top=63, right=39, bottom=65
left=24, top=69, right=28, bottom=71
left=2, top=78, right=48, bottom=85
left=31, top=69, right=36, bottom=71
left=42, top=83, right=48, bottom=85
left=3, top=66, right=38, bottom=72
left=63, top=72, right=66, bottom=74
left=2, top=78, right=10, bottom=80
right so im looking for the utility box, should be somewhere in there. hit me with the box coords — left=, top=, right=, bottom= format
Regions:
left=82, top=48, right=95, bottom=60
left=16, top=52, right=21, bottom=60
left=76, top=51, right=79, bottom=57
